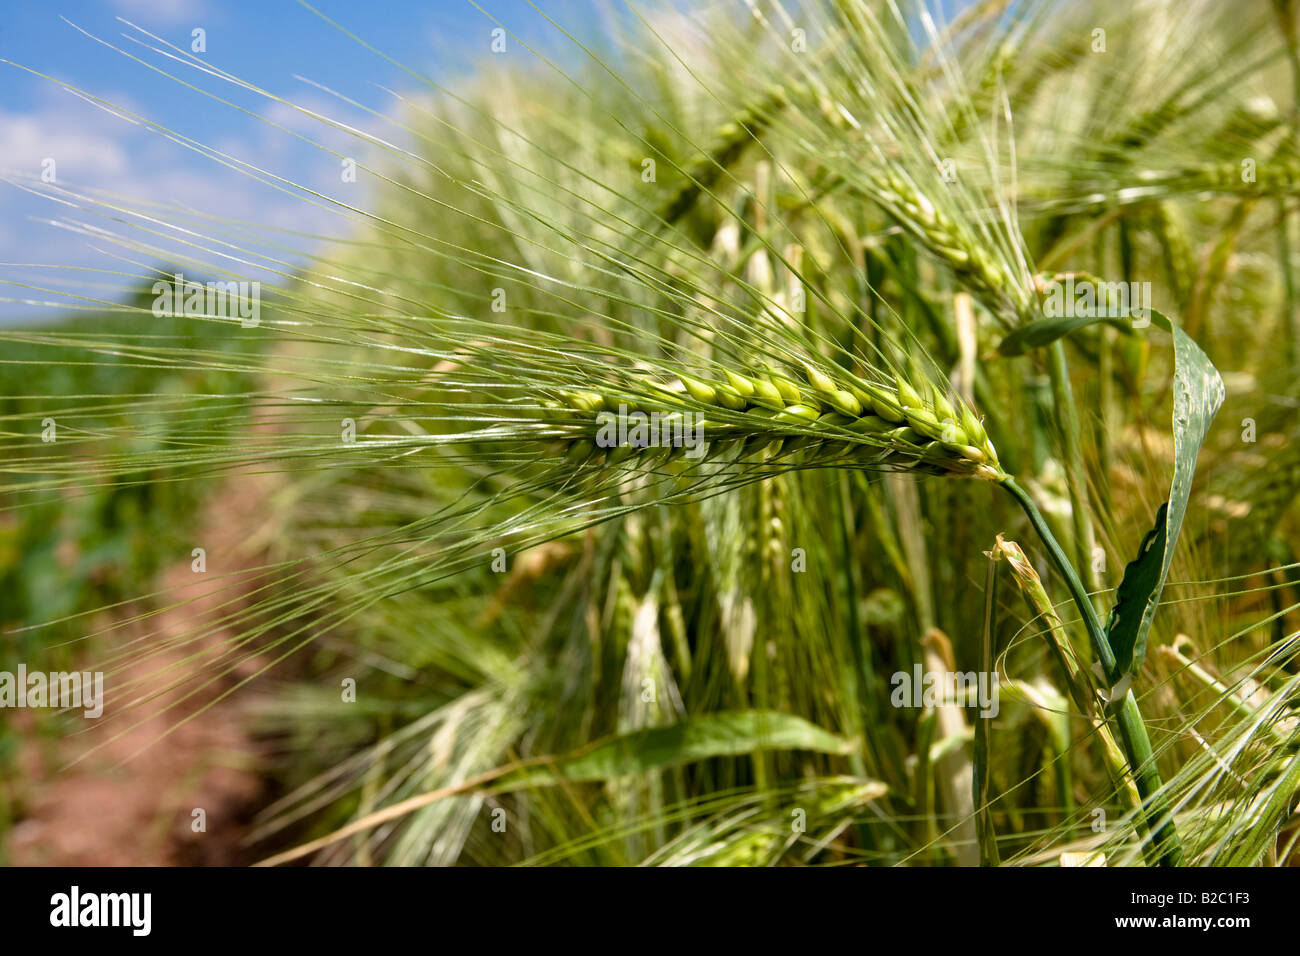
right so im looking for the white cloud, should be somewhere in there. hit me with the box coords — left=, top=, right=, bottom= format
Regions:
left=0, top=110, right=131, bottom=182
left=0, top=75, right=388, bottom=318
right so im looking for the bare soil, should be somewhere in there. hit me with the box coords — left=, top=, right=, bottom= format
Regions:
left=7, top=475, right=277, bottom=866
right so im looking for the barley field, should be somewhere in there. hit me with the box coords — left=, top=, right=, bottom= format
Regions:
left=1, top=0, right=1299, bottom=873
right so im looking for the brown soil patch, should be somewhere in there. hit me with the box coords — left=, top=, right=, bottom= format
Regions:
left=8, top=472, right=280, bottom=866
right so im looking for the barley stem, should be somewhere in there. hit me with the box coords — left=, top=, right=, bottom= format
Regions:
left=1045, top=342, right=1101, bottom=602
left=975, top=551, right=1000, bottom=866
left=1001, top=477, right=1184, bottom=866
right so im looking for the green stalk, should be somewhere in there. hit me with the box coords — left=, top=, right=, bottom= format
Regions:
left=1277, top=200, right=1295, bottom=369
left=974, top=551, right=1000, bottom=866
left=1045, top=342, right=1100, bottom=602
left=1001, top=477, right=1184, bottom=866
left=1275, top=0, right=1300, bottom=367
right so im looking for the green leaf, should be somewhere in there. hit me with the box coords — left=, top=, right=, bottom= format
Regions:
left=996, top=314, right=1132, bottom=357
left=994, top=307, right=1224, bottom=680
left=1105, top=311, right=1223, bottom=680
left=1104, top=502, right=1169, bottom=683
left=494, top=711, right=857, bottom=791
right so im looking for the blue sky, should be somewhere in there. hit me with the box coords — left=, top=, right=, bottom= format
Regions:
left=0, top=0, right=612, bottom=320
